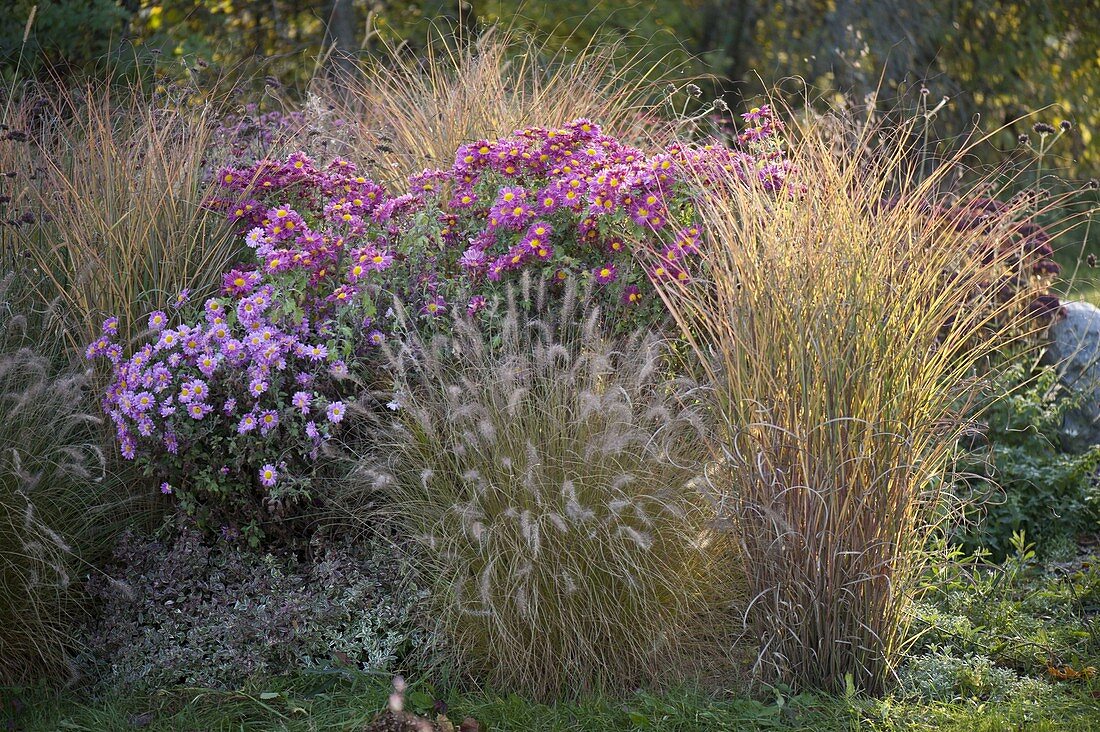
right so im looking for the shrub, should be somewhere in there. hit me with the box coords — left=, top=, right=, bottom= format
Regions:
left=649, top=105, right=1070, bottom=693
left=960, top=363, right=1100, bottom=558
left=0, top=275, right=105, bottom=685
left=897, top=652, right=1051, bottom=703
left=350, top=277, right=727, bottom=700
left=81, top=526, right=430, bottom=691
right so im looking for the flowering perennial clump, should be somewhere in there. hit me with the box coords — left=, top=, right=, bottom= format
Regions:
left=88, top=111, right=791, bottom=542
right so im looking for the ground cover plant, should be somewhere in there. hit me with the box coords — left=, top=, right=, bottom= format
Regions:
left=958, top=363, right=1100, bottom=559
left=79, top=526, right=429, bottom=691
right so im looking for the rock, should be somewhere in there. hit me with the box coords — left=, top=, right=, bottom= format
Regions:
left=1044, top=300, right=1100, bottom=452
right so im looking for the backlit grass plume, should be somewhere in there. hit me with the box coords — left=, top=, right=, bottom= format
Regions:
left=359, top=277, right=723, bottom=699
left=7, top=79, right=242, bottom=349
left=320, top=28, right=678, bottom=188
left=649, top=106, right=1071, bottom=693
left=0, top=274, right=105, bottom=684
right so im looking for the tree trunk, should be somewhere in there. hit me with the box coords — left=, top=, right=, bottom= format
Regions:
left=324, top=0, right=358, bottom=75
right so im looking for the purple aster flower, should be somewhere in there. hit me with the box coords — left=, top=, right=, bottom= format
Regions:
left=292, top=391, right=312, bottom=413
left=160, top=482, right=173, bottom=495
left=188, top=402, right=212, bottom=420
left=85, top=336, right=110, bottom=360
left=248, top=377, right=269, bottom=397
left=223, top=268, right=259, bottom=296
left=329, top=360, right=349, bottom=378
left=237, top=413, right=258, bottom=434
left=148, top=310, right=168, bottom=331
left=420, top=296, right=447, bottom=318
left=101, top=317, right=119, bottom=336
left=364, top=246, right=395, bottom=272
left=197, top=353, right=221, bottom=377
left=305, top=421, right=320, bottom=441
left=259, top=464, right=278, bottom=488
left=258, top=410, right=279, bottom=434
left=223, top=397, right=237, bottom=415
left=593, top=263, right=618, bottom=285
left=367, top=329, right=385, bottom=346
left=458, top=246, right=487, bottom=271
left=326, top=401, right=346, bottom=424
left=133, top=391, right=155, bottom=412
left=467, top=296, right=487, bottom=314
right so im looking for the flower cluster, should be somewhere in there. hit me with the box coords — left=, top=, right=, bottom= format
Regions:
left=88, top=286, right=359, bottom=544
left=91, top=111, right=792, bottom=542
left=212, top=108, right=792, bottom=327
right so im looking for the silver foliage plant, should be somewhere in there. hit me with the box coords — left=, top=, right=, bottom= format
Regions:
left=360, top=275, right=728, bottom=699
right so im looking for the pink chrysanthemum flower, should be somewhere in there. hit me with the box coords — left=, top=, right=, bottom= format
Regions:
left=593, top=263, right=618, bottom=285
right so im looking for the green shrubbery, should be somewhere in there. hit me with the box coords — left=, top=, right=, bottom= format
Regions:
left=961, top=364, right=1100, bottom=558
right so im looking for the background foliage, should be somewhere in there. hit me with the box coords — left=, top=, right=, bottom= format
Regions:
left=4, top=1, right=1097, bottom=176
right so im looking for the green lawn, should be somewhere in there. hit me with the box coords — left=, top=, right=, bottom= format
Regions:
left=6, top=673, right=1100, bottom=732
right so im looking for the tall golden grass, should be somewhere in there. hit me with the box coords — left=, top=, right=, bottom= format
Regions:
left=3, top=79, right=244, bottom=349
left=651, top=109, right=1062, bottom=692
left=316, top=28, right=682, bottom=188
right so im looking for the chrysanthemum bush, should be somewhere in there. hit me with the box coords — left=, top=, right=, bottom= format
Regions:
left=89, top=114, right=791, bottom=542
left=346, top=277, right=731, bottom=700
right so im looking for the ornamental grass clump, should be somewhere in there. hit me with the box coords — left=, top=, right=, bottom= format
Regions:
left=11, top=79, right=242, bottom=349
left=649, top=106, right=1069, bottom=693
left=320, top=28, right=679, bottom=187
left=0, top=275, right=105, bottom=685
left=358, top=277, right=725, bottom=700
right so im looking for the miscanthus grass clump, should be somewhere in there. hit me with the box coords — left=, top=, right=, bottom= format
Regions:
left=356, top=277, right=725, bottom=700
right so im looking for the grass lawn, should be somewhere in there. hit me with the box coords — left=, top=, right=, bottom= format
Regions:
left=6, top=673, right=1100, bottom=732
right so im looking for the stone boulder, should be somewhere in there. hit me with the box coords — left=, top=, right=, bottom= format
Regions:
left=1044, top=300, right=1100, bottom=452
